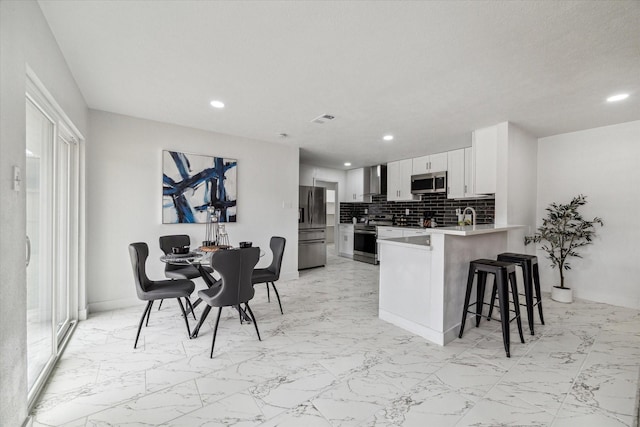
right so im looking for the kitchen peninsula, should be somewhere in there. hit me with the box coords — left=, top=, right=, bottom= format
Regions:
left=377, top=224, right=524, bottom=346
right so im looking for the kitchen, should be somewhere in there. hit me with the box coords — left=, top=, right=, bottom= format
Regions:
left=334, top=123, right=507, bottom=265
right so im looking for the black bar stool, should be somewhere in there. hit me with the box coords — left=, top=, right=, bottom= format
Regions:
left=488, top=253, right=545, bottom=335
left=459, top=259, right=525, bottom=357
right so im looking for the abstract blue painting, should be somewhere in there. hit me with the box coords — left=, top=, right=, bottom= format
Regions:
left=162, top=150, right=237, bottom=223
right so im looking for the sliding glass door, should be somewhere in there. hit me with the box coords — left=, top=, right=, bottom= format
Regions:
left=25, top=75, right=81, bottom=405
left=26, top=97, right=55, bottom=393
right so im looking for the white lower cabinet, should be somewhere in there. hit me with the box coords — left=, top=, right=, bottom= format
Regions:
left=338, top=224, right=354, bottom=257
left=377, top=227, right=431, bottom=262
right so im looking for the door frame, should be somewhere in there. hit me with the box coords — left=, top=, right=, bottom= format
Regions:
left=25, top=66, right=86, bottom=410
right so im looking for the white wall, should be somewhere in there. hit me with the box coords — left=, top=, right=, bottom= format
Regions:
left=537, top=120, right=640, bottom=309
left=505, top=123, right=538, bottom=251
left=87, top=111, right=299, bottom=311
left=299, top=164, right=347, bottom=202
left=0, top=1, right=88, bottom=425
left=493, top=122, right=538, bottom=252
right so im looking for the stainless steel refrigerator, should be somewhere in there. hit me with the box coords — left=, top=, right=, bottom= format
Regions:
left=298, top=186, right=327, bottom=269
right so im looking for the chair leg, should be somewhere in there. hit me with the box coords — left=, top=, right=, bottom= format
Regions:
left=210, top=307, right=223, bottom=358
left=459, top=264, right=476, bottom=338
left=496, top=270, right=511, bottom=357
left=176, top=298, right=191, bottom=339
left=266, top=283, right=271, bottom=302
left=191, top=305, right=211, bottom=338
left=270, top=282, right=283, bottom=315
left=510, top=271, right=525, bottom=344
left=135, top=301, right=153, bottom=349
left=487, top=282, right=498, bottom=320
left=186, top=297, right=197, bottom=321
left=522, top=262, right=535, bottom=335
left=533, top=263, right=545, bottom=325
left=244, top=302, right=261, bottom=342
left=238, top=304, right=243, bottom=324
left=145, top=300, right=154, bottom=326
left=475, top=271, right=488, bottom=327
left=157, top=299, right=163, bottom=311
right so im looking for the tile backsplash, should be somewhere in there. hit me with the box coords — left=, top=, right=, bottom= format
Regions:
left=339, top=193, right=495, bottom=227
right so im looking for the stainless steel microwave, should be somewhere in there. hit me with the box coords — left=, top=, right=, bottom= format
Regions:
left=410, top=172, right=447, bottom=194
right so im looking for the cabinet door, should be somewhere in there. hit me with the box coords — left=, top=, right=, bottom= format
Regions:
left=413, top=153, right=447, bottom=174
left=387, top=161, right=401, bottom=201
left=346, top=168, right=362, bottom=201
left=339, top=226, right=353, bottom=256
left=429, top=152, right=448, bottom=173
left=447, top=149, right=465, bottom=199
left=464, top=147, right=475, bottom=197
left=412, top=155, right=430, bottom=175
left=473, top=125, right=498, bottom=194
left=398, top=159, right=414, bottom=200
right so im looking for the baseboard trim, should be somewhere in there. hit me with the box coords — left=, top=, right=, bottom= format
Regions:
left=280, top=270, right=299, bottom=282
left=88, top=297, right=140, bottom=314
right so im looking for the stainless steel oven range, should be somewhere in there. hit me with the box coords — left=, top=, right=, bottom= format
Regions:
left=353, top=214, right=393, bottom=264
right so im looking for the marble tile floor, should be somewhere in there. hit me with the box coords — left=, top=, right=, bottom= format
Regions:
left=31, top=251, right=640, bottom=426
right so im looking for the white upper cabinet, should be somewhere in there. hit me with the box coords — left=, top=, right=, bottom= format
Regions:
left=346, top=168, right=370, bottom=202
left=447, top=147, right=482, bottom=199
left=464, top=147, right=476, bottom=197
left=387, top=159, right=414, bottom=201
left=447, top=149, right=465, bottom=199
left=473, top=125, right=498, bottom=194
left=412, top=152, right=448, bottom=175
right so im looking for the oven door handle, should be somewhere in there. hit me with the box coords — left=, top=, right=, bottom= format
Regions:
left=355, top=230, right=377, bottom=235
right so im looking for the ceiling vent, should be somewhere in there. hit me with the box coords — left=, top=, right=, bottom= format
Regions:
left=311, top=114, right=335, bottom=124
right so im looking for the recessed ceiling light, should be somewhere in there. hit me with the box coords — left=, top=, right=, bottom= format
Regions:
left=344, top=162, right=351, bottom=167
left=383, top=135, right=394, bottom=141
left=606, top=93, right=629, bottom=102
left=210, top=100, right=225, bottom=109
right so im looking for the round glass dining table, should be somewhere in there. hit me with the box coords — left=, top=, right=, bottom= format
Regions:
left=160, top=248, right=263, bottom=338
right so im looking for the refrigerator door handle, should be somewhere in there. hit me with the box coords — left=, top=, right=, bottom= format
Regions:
left=299, top=239, right=325, bottom=245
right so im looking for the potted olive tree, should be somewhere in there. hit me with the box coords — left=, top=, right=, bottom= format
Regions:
left=524, top=194, right=603, bottom=303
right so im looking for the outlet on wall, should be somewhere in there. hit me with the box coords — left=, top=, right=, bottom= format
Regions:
left=405, top=208, right=410, bottom=215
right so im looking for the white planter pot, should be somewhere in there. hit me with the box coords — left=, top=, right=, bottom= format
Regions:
left=551, top=286, right=573, bottom=303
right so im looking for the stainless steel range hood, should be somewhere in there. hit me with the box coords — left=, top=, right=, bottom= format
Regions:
left=363, top=164, right=387, bottom=200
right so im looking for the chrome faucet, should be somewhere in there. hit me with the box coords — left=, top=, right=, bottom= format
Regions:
left=463, top=207, right=476, bottom=226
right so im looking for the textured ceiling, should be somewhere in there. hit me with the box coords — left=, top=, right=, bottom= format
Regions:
left=38, top=1, right=640, bottom=169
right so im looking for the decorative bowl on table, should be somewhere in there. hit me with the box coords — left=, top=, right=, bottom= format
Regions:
left=199, top=244, right=231, bottom=252
left=172, top=246, right=190, bottom=255
left=239, top=241, right=252, bottom=248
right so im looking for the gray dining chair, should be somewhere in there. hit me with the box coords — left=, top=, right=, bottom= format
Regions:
left=251, top=236, right=286, bottom=314
left=193, top=247, right=261, bottom=358
left=159, top=234, right=213, bottom=279
left=158, top=234, right=214, bottom=313
left=128, top=242, right=195, bottom=348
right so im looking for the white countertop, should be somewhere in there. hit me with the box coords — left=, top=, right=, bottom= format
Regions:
left=378, top=224, right=524, bottom=241
left=428, top=224, right=525, bottom=236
